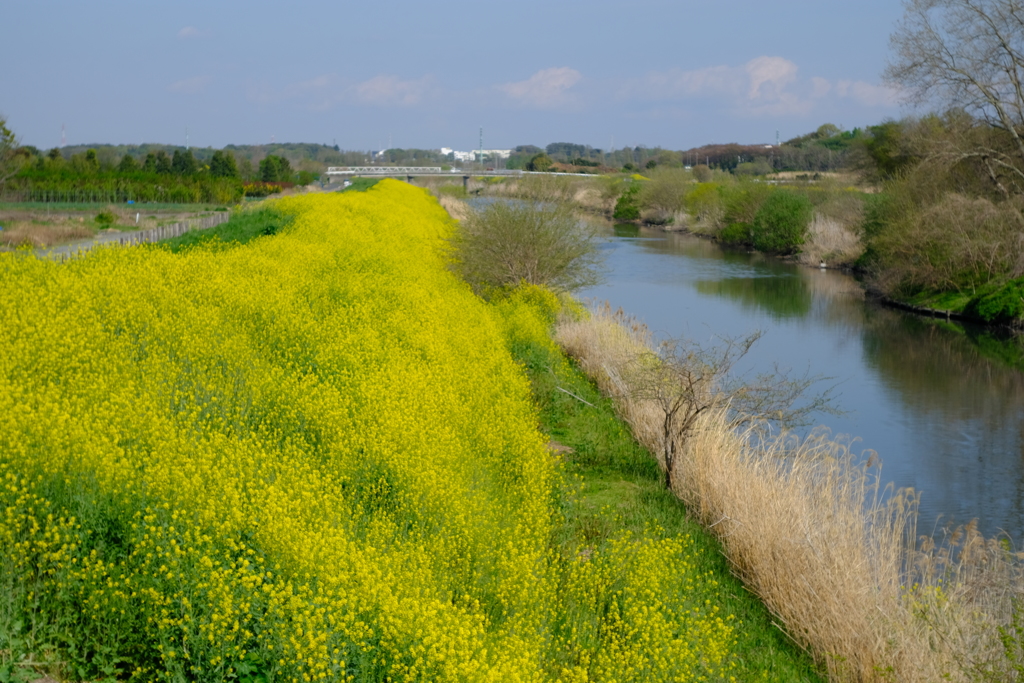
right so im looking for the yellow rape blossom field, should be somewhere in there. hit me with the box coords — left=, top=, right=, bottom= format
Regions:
left=0, top=180, right=746, bottom=682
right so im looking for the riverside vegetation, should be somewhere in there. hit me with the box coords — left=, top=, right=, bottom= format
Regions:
left=442, top=188, right=1024, bottom=681
left=0, top=180, right=825, bottom=682
left=556, top=304, right=1024, bottom=682
left=460, top=147, right=1024, bottom=333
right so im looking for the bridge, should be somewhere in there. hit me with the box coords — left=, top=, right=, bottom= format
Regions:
left=326, top=166, right=529, bottom=177
left=326, top=167, right=585, bottom=177
left=325, top=166, right=582, bottom=190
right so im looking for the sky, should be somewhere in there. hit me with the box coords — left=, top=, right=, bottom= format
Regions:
left=3, top=0, right=910, bottom=153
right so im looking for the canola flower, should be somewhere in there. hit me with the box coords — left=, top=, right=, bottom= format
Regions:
left=0, top=180, right=737, bottom=681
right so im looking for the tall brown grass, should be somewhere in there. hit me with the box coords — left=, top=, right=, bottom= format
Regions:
left=0, top=219, right=94, bottom=247
left=799, top=213, right=864, bottom=268
left=555, top=304, right=1024, bottom=682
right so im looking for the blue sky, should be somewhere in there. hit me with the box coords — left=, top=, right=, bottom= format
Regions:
left=4, top=0, right=908, bottom=152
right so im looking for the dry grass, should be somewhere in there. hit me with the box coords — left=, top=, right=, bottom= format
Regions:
left=0, top=219, right=95, bottom=247
left=555, top=304, right=1024, bottom=682
left=0, top=205, right=229, bottom=248
left=437, top=195, right=471, bottom=221
left=799, top=213, right=864, bottom=268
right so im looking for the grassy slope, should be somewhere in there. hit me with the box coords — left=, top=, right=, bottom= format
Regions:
left=158, top=206, right=293, bottom=252
left=151, top=195, right=823, bottom=679
left=342, top=178, right=381, bottom=193
left=506, top=316, right=825, bottom=682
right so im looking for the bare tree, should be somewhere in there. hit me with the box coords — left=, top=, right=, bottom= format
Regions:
left=624, top=331, right=838, bottom=490
left=449, top=200, right=605, bottom=296
left=0, top=116, right=20, bottom=195
left=886, top=0, right=1024, bottom=192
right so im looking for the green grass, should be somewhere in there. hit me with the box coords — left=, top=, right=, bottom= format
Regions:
left=508, top=329, right=826, bottom=681
left=341, top=178, right=381, bottom=193
left=908, top=289, right=974, bottom=313
left=158, top=207, right=292, bottom=253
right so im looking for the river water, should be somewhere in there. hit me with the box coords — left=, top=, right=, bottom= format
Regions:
left=578, top=221, right=1024, bottom=540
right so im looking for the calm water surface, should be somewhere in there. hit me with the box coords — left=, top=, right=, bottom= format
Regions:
left=579, top=222, right=1024, bottom=539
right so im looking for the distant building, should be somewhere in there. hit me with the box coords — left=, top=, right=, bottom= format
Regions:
left=441, top=147, right=512, bottom=162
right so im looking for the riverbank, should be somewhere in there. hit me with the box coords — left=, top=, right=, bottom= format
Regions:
left=554, top=304, right=1024, bottom=682
left=469, top=172, right=1024, bottom=333
left=504, top=292, right=825, bottom=681
left=443, top=189, right=1024, bottom=679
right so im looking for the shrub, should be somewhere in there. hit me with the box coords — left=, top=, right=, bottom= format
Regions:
left=734, top=159, right=773, bottom=176
left=242, top=181, right=284, bottom=197
left=686, top=183, right=725, bottom=230
left=526, top=153, right=553, bottom=172
left=968, top=277, right=1024, bottom=322
left=95, top=210, right=116, bottom=227
left=692, top=164, right=713, bottom=182
left=721, top=181, right=773, bottom=225
left=866, top=191, right=1024, bottom=296
left=450, top=200, right=604, bottom=295
left=719, top=222, right=752, bottom=245
left=613, top=184, right=641, bottom=220
left=638, top=168, right=689, bottom=216
left=751, top=190, right=812, bottom=254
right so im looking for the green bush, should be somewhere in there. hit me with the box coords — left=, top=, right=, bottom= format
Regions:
left=613, top=184, right=641, bottom=221
left=722, top=182, right=773, bottom=225
left=296, top=170, right=319, bottom=185
left=719, top=222, right=752, bottom=245
left=526, top=153, right=553, bottom=172
left=686, top=183, right=724, bottom=229
left=639, top=168, right=689, bottom=216
left=751, top=191, right=811, bottom=254
left=95, top=210, right=116, bottom=227
left=968, top=277, right=1024, bottom=322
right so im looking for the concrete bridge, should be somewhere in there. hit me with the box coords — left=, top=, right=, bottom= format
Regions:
left=325, top=166, right=589, bottom=190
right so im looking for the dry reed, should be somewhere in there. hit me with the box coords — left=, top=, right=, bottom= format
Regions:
left=799, top=213, right=864, bottom=268
left=0, top=220, right=95, bottom=247
left=555, top=304, right=1024, bottom=682
left=437, top=195, right=471, bottom=221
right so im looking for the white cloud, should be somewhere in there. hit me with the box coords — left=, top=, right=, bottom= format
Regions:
left=245, top=73, right=435, bottom=110
left=625, top=57, right=896, bottom=117
left=167, top=75, right=212, bottom=94
left=745, top=57, right=797, bottom=101
left=635, top=65, right=740, bottom=99
left=836, top=80, right=900, bottom=107
left=177, top=26, right=204, bottom=39
left=351, top=75, right=434, bottom=106
left=497, top=67, right=582, bottom=109
left=810, top=77, right=831, bottom=98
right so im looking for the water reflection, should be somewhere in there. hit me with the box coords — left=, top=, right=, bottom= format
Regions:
left=695, top=276, right=812, bottom=320
left=612, top=223, right=641, bottom=238
left=581, top=219, right=1024, bottom=538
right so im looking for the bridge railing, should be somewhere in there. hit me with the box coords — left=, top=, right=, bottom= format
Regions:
left=324, top=167, right=594, bottom=178
left=326, top=167, right=443, bottom=175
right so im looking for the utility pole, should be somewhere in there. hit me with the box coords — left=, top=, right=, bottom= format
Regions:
left=186, top=127, right=189, bottom=151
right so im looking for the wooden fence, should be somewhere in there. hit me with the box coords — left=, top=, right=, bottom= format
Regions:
left=47, top=212, right=232, bottom=262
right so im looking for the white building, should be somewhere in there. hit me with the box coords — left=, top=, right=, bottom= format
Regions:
left=441, top=147, right=512, bottom=163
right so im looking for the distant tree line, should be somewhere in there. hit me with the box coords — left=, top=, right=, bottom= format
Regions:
left=3, top=143, right=328, bottom=203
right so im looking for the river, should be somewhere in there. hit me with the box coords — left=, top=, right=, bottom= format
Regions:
left=579, top=221, right=1024, bottom=540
